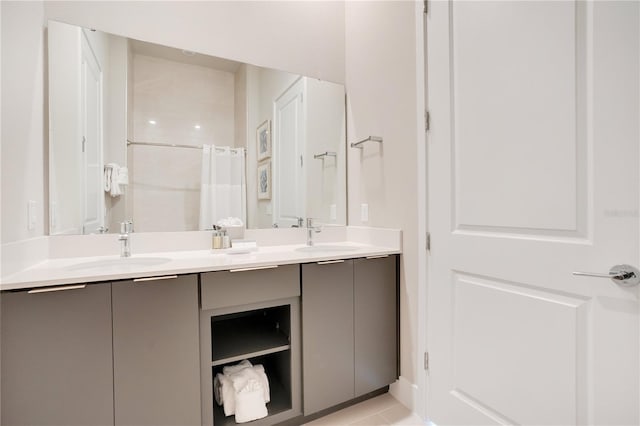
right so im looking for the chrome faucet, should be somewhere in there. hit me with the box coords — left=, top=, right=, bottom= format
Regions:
left=118, top=221, right=133, bottom=257
left=306, top=218, right=322, bottom=246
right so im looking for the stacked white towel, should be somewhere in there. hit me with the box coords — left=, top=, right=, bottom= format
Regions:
left=216, top=217, right=244, bottom=227
left=104, top=164, right=129, bottom=197
left=214, top=360, right=270, bottom=423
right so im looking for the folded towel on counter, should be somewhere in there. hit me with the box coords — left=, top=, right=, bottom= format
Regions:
left=216, top=217, right=244, bottom=227
left=214, top=359, right=271, bottom=421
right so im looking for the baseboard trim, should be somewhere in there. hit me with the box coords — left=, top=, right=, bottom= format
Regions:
left=389, top=376, right=419, bottom=413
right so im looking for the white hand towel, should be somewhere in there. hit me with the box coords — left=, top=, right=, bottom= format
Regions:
left=117, top=166, right=129, bottom=185
left=106, top=163, right=122, bottom=197
left=252, top=364, right=271, bottom=403
left=219, top=374, right=236, bottom=417
left=104, top=166, right=112, bottom=192
left=219, top=359, right=253, bottom=416
left=234, top=379, right=268, bottom=423
left=222, top=359, right=252, bottom=376
left=214, top=373, right=223, bottom=406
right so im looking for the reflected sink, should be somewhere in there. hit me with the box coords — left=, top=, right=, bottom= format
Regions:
left=296, top=244, right=359, bottom=253
left=66, top=257, right=171, bottom=271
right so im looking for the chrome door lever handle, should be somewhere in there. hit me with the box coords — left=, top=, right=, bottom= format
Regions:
left=573, top=264, right=640, bottom=286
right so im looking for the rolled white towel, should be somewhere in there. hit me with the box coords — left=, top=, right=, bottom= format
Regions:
left=214, top=373, right=223, bottom=406
left=224, top=362, right=270, bottom=404
left=219, top=374, right=236, bottom=417
left=228, top=367, right=261, bottom=396
left=252, top=364, right=270, bottom=403
left=223, top=359, right=252, bottom=376
left=219, top=360, right=252, bottom=416
left=218, top=359, right=271, bottom=418
left=234, top=379, right=268, bottom=423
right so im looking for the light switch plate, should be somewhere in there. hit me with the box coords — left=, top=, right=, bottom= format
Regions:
left=361, top=203, right=369, bottom=222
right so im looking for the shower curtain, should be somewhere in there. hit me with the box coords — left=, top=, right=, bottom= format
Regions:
left=199, top=145, right=246, bottom=230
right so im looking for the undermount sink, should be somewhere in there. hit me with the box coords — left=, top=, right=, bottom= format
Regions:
left=65, top=256, right=171, bottom=271
left=296, top=244, right=359, bottom=253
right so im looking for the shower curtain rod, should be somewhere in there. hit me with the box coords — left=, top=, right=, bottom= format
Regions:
left=126, top=139, right=245, bottom=154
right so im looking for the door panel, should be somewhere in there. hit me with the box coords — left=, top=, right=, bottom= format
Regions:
left=452, top=274, right=588, bottom=425
left=452, top=1, right=584, bottom=235
left=427, top=1, right=639, bottom=424
left=274, top=77, right=305, bottom=228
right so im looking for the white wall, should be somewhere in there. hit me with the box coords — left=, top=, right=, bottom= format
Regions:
left=345, top=0, right=421, bottom=387
left=43, top=1, right=345, bottom=85
left=48, top=20, right=82, bottom=235
left=1, top=1, right=46, bottom=243
left=306, top=78, right=346, bottom=225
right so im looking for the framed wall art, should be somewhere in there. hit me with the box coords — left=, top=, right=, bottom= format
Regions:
left=257, top=161, right=271, bottom=200
left=257, top=119, right=271, bottom=161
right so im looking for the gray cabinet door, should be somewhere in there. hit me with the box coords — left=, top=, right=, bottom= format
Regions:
left=301, top=260, right=355, bottom=415
left=354, top=256, right=399, bottom=396
left=112, top=275, right=201, bottom=426
left=1, top=284, right=114, bottom=426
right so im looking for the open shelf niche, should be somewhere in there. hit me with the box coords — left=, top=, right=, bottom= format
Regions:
left=211, top=305, right=291, bottom=366
left=203, top=301, right=301, bottom=426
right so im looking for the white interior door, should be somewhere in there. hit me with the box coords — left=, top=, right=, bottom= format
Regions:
left=80, top=35, right=104, bottom=234
left=426, top=1, right=639, bottom=425
left=273, top=77, right=306, bottom=228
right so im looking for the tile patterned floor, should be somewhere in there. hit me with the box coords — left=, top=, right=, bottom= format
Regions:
left=303, top=393, right=425, bottom=426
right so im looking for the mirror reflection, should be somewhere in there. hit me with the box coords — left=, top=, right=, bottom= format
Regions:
left=48, top=20, right=346, bottom=235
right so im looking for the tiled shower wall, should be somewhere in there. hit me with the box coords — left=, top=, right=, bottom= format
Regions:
left=130, top=54, right=235, bottom=232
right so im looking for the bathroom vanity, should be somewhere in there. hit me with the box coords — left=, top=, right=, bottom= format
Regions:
left=1, top=237, right=400, bottom=426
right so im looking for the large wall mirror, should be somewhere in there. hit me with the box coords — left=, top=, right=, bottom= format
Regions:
left=48, top=20, right=346, bottom=235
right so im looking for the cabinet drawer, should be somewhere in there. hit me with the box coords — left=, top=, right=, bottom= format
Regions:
left=201, top=264, right=299, bottom=310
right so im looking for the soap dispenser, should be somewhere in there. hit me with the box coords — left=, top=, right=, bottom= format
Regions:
left=222, top=229, right=231, bottom=249
left=211, top=225, right=223, bottom=249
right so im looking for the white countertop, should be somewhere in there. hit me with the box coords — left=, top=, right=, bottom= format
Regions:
left=1, top=242, right=400, bottom=291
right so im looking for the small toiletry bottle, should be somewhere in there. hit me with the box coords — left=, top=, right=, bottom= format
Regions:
left=222, top=230, right=230, bottom=249
left=212, top=230, right=222, bottom=249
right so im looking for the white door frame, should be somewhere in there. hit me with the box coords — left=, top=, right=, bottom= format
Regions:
left=415, top=0, right=429, bottom=420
